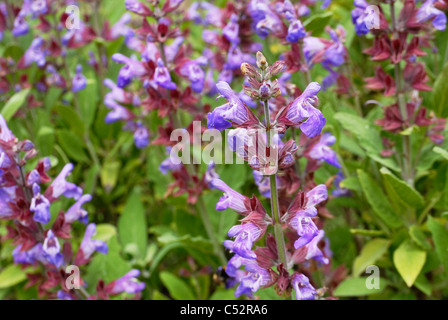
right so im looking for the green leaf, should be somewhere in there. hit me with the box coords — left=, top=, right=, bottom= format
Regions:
left=210, top=288, right=237, bottom=300
left=100, top=160, right=121, bottom=193
left=427, top=216, right=448, bottom=277
left=334, top=277, right=386, bottom=297
left=393, top=240, right=427, bottom=287
left=335, top=113, right=400, bottom=171
left=357, top=170, right=403, bottom=228
left=54, top=104, right=85, bottom=136
left=3, top=45, right=24, bottom=63
left=340, top=176, right=362, bottom=193
left=433, top=146, right=448, bottom=161
left=0, top=265, right=28, bottom=289
left=380, top=167, right=424, bottom=209
left=409, top=225, right=431, bottom=251
left=85, top=235, right=131, bottom=286
left=118, top=189, right=147, bottom=259
left=433, top=61, right=448, bottom=117
left=56, top=129, right=89, bottom=162
left=353, top=239, right=390, bottom=276
left=1, top=89, right=30, bottom=121
left=159, top=271, right=196, bottom=300
left=94, top=224, right=117, bottom=243
left=303, top=13, right=332, bottom=36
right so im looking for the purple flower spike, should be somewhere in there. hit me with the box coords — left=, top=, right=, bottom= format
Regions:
left=109, top=269, right=146, bottom=295
left=235, top=263, right=271, bottom=297
left=416, top=0, right=447, bottom=31
left=308, top=132, right=341, bottom=168
left=65, top=194, right=92, bottom=224
left=30, top=184, right=51, bottom=225
left=210, top=178, right=249, bottom=213
left=48, top=163, right=83, bottom=200
left=154, top=59, right=177, bottom=90
left=43, top=230, right=63, bottom=267
left=79, top=223, right=108, bottom=260
left=72, top=65, right=87, bottom=93
left=292, top=274, right=317, bottom=300
left=224, top=223, right=261, bottom=259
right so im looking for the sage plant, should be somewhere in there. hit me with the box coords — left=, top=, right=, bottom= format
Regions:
left=207, top=52, right=337, bottom=299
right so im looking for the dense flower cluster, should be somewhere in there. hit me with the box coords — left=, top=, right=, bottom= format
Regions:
left=207, top=52, right=337, bottom=299
left=0, top=114, right=144, bottom=299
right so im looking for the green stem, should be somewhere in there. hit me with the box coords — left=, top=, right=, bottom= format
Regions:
left=263, top=100, right=288, bottom=267
left=390, top=0, right=413, bottom=187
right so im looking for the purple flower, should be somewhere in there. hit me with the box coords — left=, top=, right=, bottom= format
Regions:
left=65, top=194, right=92, bottom=224
left=109, top=269, right=146, bottom=294
left=43, top=230, right=63, bottom=267
left=179, top=58, right=206, bottom=93
left=207, top=82, right=250, bottom=131
left=104, top=100, right=133, bottom=124
left=332, top=171, right=351, bottom=197
left=125, top=0, right=153, bottom=16
left=303, top=36, right=326, bottom=66
left=72, top=65, right=87, bottom=93
left=284, top=82, right=326, bottom=137
left=292, top=274, right=317, bottom=300
left=305, top=230, right=329, bottom=264
left=154, top=58, right=177, bottom=90
left=13, top=243, right=45, bottom=265
left=308, top=132, right=341, bottom=168
left=30, top=184, right=51, bottom=224
left=79, top=224, right=108, bottom=260
left=112, top=53, right=147, bottom=88
left=201, top=1, right=223, bottom=26
left=159, top=148, right=183, bottom=174
left=134, top=123, right=150, bottom=149
left=351, top=0, right=373, bottom=36
left=416, top=0, right=447, bottom=31
left=210, top=178, right=249, bottom=213
left=204, top=161, right=220, bottom=188
left=57, top=291, right=75, bottom=300
left=253, top=170, right=271, bottom=197
left=48, top=163, right=83, bottom=200
left=20, top=37, right=46, bottom=68
left=248, top=0, right=285, bottom=38
left=226, top=254, right=249, bottom=278
left=224, top=223, right=262, bottom=259
left=110, top=13, right=132, bottom=39
left=223, top=14, right=240, bottom=44
left=30, top=0, right=48, bottom=16
left=187, top=2, right=202, bottom=23
left=12, top=15, right=29, bottom=37
left=289, top=184, right=328, bottom=249
left=0, top=114, right=15, bottom=142
left=0, top=187, right=16, bottom=219
left=285, top=15, right=306, bottom=43
left=235, top=263, right=271, bottom=297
